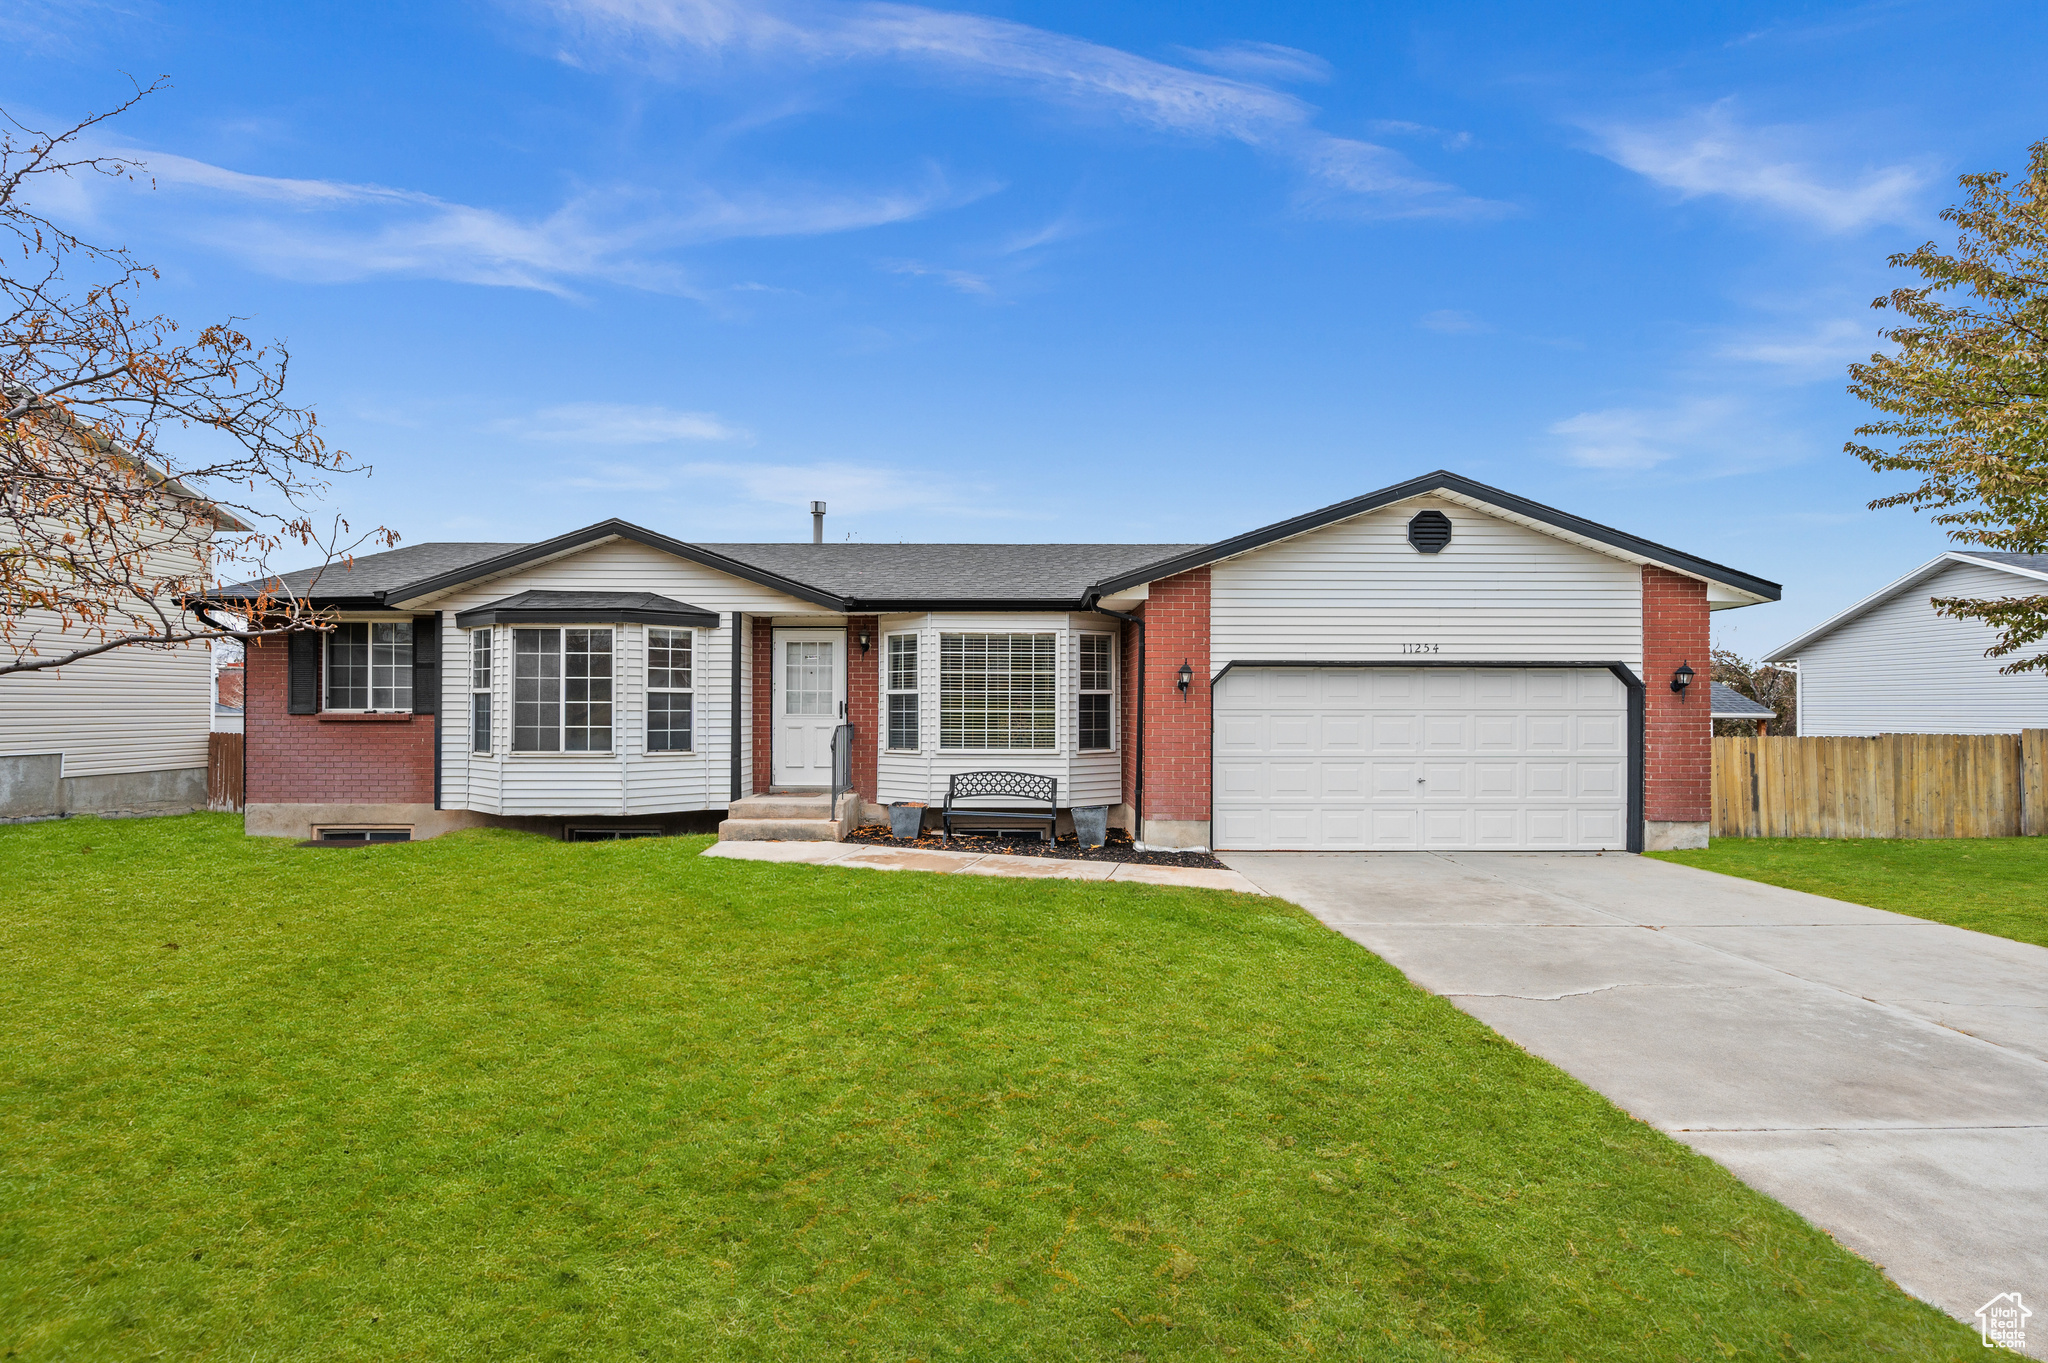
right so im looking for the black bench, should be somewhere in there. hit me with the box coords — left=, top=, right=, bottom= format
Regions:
left=942, top=771, right=1058, bottom=843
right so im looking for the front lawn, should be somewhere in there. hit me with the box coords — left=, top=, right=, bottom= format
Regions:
left=1, top=815, right=1974, bottom=1360
left=1650, top=836, right=2048, bottom=949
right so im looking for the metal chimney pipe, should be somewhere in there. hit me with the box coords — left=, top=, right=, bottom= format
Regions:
left=810, top=500, right=827, bottom=544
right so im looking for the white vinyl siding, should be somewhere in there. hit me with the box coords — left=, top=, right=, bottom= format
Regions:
left=1210, top=494, right=1645, bottom=677
left=1792, top=561, right=2048, bottom=736
left=0, top=531, right=212, bottom=781
left=425, top=537, right=822, bottom=817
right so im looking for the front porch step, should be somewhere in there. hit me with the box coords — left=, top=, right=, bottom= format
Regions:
left=717, top=817, right=843, bottom=842
left=717, top=792, right=859, bottom=842
left=729, top=794, right=833, bottom=820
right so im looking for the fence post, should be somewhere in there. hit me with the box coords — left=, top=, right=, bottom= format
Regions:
left=2025, top=729, right=2048, bottom=837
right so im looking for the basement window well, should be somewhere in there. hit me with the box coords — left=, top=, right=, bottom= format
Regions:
left=314, top=827, right=413, bottom=843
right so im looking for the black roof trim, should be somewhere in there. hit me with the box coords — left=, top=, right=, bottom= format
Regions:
left=454, top=590, right=721, bottom=629
left=385, top=519, right=846, bottom=610
left=845, top=597, right=1104, bottom=613
left=1085, top=471, right=1782, bottom=601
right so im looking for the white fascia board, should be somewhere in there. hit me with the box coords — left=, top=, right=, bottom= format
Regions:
left=1761, top=553, right=1968, bottom=662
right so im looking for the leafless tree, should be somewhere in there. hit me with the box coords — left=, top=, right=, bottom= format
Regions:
left=1, top=79, right=391, bottom=678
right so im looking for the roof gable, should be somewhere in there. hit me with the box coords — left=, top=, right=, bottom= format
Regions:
left=1085, top=471, right=1782, bottom=602
left=1765, top=551, right=2048, bottom=662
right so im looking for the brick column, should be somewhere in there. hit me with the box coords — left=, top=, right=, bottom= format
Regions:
left=1137, top=567, right=1211, bottom=849
left=750, top=618, right=773, bottom=795
left=845, top=616, right=879, bottom=802
left=1642, top=566, right=1711, bottom=849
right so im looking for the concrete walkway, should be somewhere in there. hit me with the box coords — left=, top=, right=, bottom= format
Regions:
left=1221, top=850, right=2048, bottom=1350
left=702, top=839, right=1261, bottom=893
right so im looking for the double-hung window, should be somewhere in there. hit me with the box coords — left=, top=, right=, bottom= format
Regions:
left=1078, top=633, right=1114, bottom=751
left=886, top=634, right=919, bottom=751
left=939, top=633, right=1055, bottom=750
left=326, top=621, right=411, bottom=711
left=646, top=628, right=693, bottom=752
left=470, top=629, right=492, bottom=754
left=513, top=627, right=613, bottom=752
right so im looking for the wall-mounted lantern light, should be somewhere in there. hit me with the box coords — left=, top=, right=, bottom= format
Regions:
left=859, top=632, right=871, bottom=654
left=1671, top=661, right=1696, bottom=695
left=1176, top=660, right=1194, bottom=697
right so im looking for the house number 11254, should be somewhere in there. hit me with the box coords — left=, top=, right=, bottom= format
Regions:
left=1400, top=643, right=1441, bottom=654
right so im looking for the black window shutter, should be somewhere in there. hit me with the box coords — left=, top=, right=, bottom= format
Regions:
left=411, top=614, right=439, bottom=715
left=288, top=631, right=320, bottom=714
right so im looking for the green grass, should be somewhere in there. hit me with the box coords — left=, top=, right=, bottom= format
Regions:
left=1649, top=836, right=2048, bottom=949
left=1, top=815, right=1975, bottom=1361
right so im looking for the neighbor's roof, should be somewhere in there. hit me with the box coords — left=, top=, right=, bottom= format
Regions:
left=1709, top=682, right=1775, bottom=719
left=1764, top=550, right=2048, bottom=662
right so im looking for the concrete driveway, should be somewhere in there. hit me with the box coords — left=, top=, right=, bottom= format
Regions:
left=1222, top=850, right=2048, bottom=1350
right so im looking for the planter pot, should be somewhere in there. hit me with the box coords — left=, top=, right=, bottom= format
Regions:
left=1072, top=805, right=1109, bottom=850
left=889, top=802, right=927, bottom=840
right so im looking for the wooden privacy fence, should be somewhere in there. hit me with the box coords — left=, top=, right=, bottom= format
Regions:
left=207, top=731, right=245, bottom=812
left=1713, top=730, right=2048, bottom=839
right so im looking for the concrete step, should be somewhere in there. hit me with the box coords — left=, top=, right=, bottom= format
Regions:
left=730, top=794, right=834, bottom=820
left=717, top=817, right=842, bottom=842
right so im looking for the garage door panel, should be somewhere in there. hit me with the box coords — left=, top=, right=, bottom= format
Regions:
left=1215, top=667, right=1629, bottom=852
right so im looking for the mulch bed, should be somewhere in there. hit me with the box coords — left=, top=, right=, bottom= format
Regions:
left=843, top=824, right=1226, bottom=870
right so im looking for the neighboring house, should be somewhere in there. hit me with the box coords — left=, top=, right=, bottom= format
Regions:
left=1, top=458, right=245, bottom=822
left=1765, top=551, right=2048, bottom=736
left=212, top=637, right=246, bottom=735
left=213, top=471, right=1778, bottom=852
left=1710, top=682, right=1776, bottom=736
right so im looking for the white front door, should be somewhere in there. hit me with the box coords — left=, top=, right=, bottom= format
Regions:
left=1212, top=666, right=1629, bottom=851
left=771, top=629, right=846, bottom=789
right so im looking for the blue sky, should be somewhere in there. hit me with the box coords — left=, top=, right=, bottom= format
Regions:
left=10, top=0, right=2042, bottom=655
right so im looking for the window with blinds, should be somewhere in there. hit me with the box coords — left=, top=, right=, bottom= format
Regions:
left=1078, top=633, right=1114, bottom=751
left=939, top=633, right=1056, bottom=750
left=886, top=633, right=919, bottom=751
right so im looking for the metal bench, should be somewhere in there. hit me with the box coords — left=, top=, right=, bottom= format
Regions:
left=942, top=771, right=1058, bottom=843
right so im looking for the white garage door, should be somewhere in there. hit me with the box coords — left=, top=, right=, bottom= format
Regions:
left=1213, top=666, right=1630, bottom=851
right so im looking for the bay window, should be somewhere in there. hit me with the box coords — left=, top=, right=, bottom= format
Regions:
left=939, top=633, right=1055, bottom=750
left=1078, top=633, right=1114, bottom=751
left=513, top=627, right=613, bottom=753
left=326, top=621, right=411, bottom=711
left=646, top=628, right=693, bottom=752
left=886, top=633, right=919, bottom=751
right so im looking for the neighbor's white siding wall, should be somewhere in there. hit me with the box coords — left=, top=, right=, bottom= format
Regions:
left=1793, top=560, right=2048, bottom=735
left=1210, top=494, right=1646, bottom=678
left=424, top=538, right=828, bottom=817
left=0, top=516, right=212, bottom=780
left=873, top=610, right=1124, bottom=808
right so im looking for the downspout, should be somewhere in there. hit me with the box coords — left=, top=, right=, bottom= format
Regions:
left=1091, top=601, right=1144, bottom=839
left=730, top=612, right=744, bottom=804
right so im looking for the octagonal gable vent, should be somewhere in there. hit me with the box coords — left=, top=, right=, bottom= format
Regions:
left=1407, top=510, right=1453, bottom=554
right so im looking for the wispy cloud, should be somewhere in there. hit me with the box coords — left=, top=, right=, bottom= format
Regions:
left=63, top=144, right=968, bottom=295
left=1548, top=397, right=1743, bottom=470
left=1716, top=317, right=1875, bottom=377
left=497, top=402, right=751, bottom=443
left=1418, top=308, right=1490, bottom=334
left=1174, top=40, right=1331, bottom=85
left=527, top=0, right=1505, bottom=219
left=1582, top=100, right=1926, bottom=232
left=879, top=258, right=994, bottom=294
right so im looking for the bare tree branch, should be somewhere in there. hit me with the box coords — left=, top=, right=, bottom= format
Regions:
left=0, top=80, right=395, bottom=678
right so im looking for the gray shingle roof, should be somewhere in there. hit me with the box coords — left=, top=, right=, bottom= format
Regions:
left=1710, top=682, right=1775, bottom=718
left=220, top=542, right=524, bottom=600
left=699, top=543, right=1204, bottom=603
left=223, top=537, right=1201, bottom=606
left=452, top=589, right=719, bottom=627
left=1956, top=551, right=2048, bottom=574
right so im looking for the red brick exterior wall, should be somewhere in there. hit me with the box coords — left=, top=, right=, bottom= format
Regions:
left=1119, top=616, right=1141, bottom=825
left=1136, top=568, right=1212, bottom=825
left=750, top=618, right=772, bottom=796
left=845, top=616, right=879, bottom=801
left=1642, top=566, right=1712, bottom=825
left=245, top=632, right=435, bottom=806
